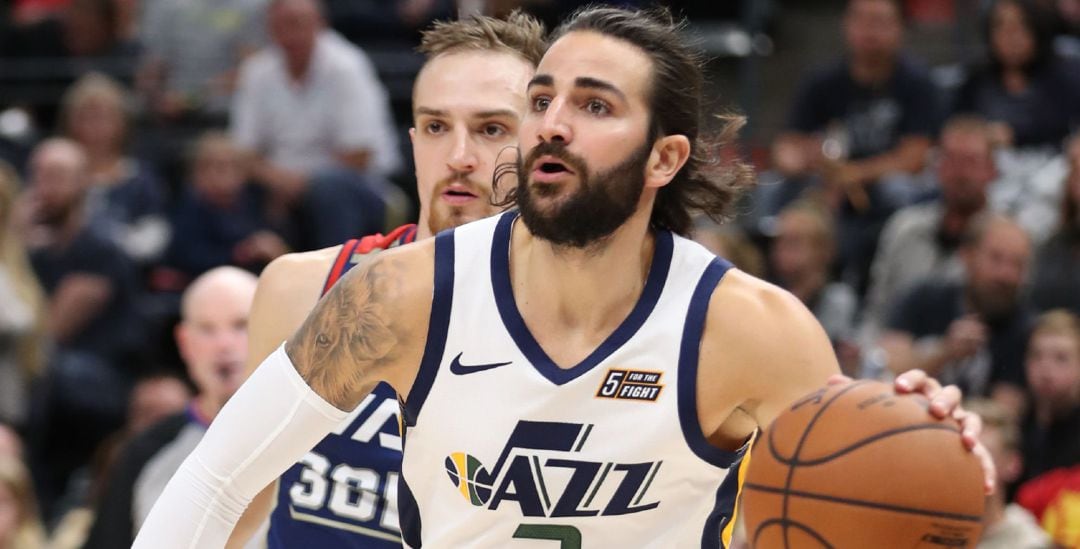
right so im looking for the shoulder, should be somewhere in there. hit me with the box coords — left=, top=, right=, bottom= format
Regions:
left=882, top=203, right=941, bottom=238
left=257, top=245, right=344, bottom=303
left=700, top=270, right=840, bottom=426
left=705, top=270, right=831, bottom=354
left=239, top=49, right=277, bottom=79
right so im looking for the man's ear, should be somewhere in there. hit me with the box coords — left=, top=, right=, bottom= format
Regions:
left=645, top=134, right=691, bottom=189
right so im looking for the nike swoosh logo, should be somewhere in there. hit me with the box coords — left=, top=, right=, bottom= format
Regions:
left=449, top=352, right=512, bottom=375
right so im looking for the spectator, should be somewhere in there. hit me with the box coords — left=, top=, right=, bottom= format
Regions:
left=164, top=132, right=289, bottom=280
left=860, top=116, right=997, bottom=344
left=45, top=372, right=190, bottom=549
left=965, top=398, right=1051, bottom=549
left=0, top=162, right=45, bottom=428
left=769, top=201, right=858, bottom=344
left=1029, top=134, right=1080, bottom=314
left=16, top=138, right=142, bottom=515
left=954, top=0, right=1080, bottom=151
left=878, top=214, right=1034, bottom=400
left=124, top=373, right=192, bottom=435
left=1019, top=309, right=1080, bottom=483
left=690, top=217, right=766, bottom=278
left=18, top=138, right=141, bottom=364
left=137, top=0, right=268, bottom=121
left=0, top=457, right=46, bottom=549
left=769, top=200, right=860, bottom=375
left=60, top=73, right=170, bottom=265
left=231, top=0, right=403, bottom=248
left=766, top=0, right=940, bottom=294
left=2, top=0, right=140, bottom=129
left=83, top=266, right=256, bottom=548
left=1016, top=464, right=1080, bottom=547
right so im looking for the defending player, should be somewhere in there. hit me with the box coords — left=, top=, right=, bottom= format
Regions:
left=136, top=6, right=992, bottom=548
left=223, top=11, right=545, bottom=549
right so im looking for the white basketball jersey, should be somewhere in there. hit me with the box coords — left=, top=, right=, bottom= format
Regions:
left=398, top=211, right=750, bottom=549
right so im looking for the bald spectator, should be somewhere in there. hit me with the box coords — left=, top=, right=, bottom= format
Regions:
left=879, top=214, right=1034, bottom=402
left=84, top=267, right=257, bottom=548
left=861, top=116, right=998, bottom=344
left=231, top=0, right=402, bottom=248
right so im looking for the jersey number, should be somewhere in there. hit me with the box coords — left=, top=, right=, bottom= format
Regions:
left=290, top=452, right=399, bottom=530
left=514, top=524, right=582, bottom=549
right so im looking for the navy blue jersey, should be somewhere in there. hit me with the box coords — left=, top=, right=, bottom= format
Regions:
left=267, top=225, right=417, bottom=548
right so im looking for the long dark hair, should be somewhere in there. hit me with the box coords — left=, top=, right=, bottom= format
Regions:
left=495, top=6, right=755, bottom=236
left=982, top=0, right=1057, bottom=77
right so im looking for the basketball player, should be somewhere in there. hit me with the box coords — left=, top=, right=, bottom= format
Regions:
left=224, top=13, right=545, bottom=548
left=135, top=7, right=992, bottom=548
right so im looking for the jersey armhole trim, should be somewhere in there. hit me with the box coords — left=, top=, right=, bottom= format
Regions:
left=322, top=239, right=361, bottom=295
left=401, top=229, right=454, bottom=426
left=677, top=257, right=746, bottom=469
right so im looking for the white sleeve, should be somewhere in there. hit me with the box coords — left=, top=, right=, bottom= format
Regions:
left=132, top=345, right=349, bottom=549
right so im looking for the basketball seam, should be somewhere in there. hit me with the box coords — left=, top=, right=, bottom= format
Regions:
left=769, top=423, right=961, bottom=466
left=776, top=380, right=872, bottom=549
left=743, top=482, right=984, bottom=523
left=754, top=518, right=837, bottom=549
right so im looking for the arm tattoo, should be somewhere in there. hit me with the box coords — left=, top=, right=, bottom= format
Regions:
left=286, top=254, right=403, bottom=410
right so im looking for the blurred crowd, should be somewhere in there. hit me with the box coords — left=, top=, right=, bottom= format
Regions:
left=0, top=0, right=1078, bottom=547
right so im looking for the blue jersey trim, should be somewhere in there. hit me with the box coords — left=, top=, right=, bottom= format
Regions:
left=677, top=258, right=745, bottom=468
left=398, top=431, right=423, bottom=548
left=702, top=454, right=746, bottom=549
left=490, top=211, right=674, bottom=385
left=401, top=229, right=455, bottom=426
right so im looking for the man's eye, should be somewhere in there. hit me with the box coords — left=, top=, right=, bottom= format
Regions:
left=585, top=99, right=610, bottom=116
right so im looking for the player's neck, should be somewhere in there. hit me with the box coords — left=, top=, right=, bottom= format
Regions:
left=511, top=211, right=655, bottom=343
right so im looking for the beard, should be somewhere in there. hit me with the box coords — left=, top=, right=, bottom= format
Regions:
left=967, top=282, right=1019, bottom=322
left=515, top=139, right=651, bottom=249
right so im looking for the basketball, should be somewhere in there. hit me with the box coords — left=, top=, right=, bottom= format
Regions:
left=741, top=380, right=986, bottom=548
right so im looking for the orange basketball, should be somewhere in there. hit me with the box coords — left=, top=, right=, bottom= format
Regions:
left=741, top=380, right=986, bottom=548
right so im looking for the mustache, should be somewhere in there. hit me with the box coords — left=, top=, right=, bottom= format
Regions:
left=522, top=141, right=588, bottom=178
left=435, top=175, right=486, bottom=194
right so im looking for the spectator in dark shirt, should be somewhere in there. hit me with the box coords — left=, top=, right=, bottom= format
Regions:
left=954, top=0, right=1080, bottom=151
left=15, top=138, right=142, bottom=517
left=1029, top=133, right=1080, bottom=314
left=165, top=132, right=289, bottom=281
left=767, top=0, right=940, bottom=293
left=769, top=200, right=860, bottom=375
left=1019, top=310, right=1080, bottom=484
left=879, top=214, right=1034, bottom=403
left=861, top=115, right=997, bottom=343
left=60, top=73, right=170, bottom=266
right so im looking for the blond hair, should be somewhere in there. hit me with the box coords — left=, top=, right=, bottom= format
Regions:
left=1030, top=309, right=1080, bottom=352
left=0, top=457, right=46, bottom=549
left=418, top=11, right=546, bottom=66
left=58, top=72, right=130, bottom=141
left=0, top=162, right=45, bottom=379
left=962, top=398, right=1020, bottom=451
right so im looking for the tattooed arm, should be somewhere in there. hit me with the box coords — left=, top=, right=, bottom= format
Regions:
left=133, top=241, right=434, bottom=549
left=286, top=243, right=431, bottom=409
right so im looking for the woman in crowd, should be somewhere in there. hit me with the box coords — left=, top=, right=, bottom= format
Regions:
left=0, top=163, right=45, bottom=427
